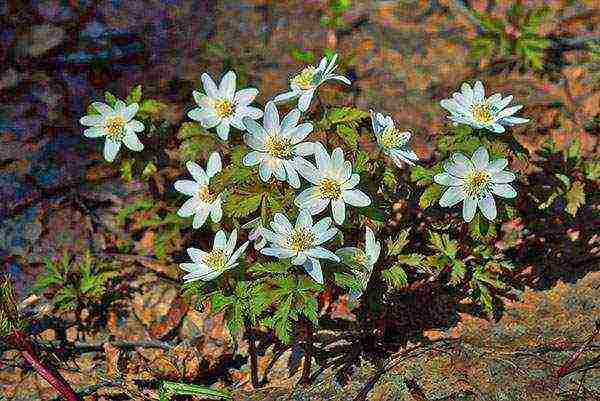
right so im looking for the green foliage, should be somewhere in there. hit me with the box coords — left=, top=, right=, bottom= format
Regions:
left=34, top=252, right=118, bottom=313
left=469, top=1, right=552, bottom=71
left=259, top=274, right=322, bottom=344
left=210, top=281, right=270, bottom=335
left=0, top=276, right=26, bottom=337
left=158, top=381, right=231, bottom=401
left=321, top=0, right=351, bottom=28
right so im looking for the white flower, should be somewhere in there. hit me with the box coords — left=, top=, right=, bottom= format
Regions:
left=260, top=209, right=339, bottom=284
left=370, top=110, right=418, bottom=167
left=242, top=101, right=315, bottom=188
left=336, top=227, right=381, bottom=301
left=188, top=71, right=263, bottom=141
left=440, top=81, right=529, bottom=133
left=79, top=100, right=144, bottom=162
left=180, top=229, right=249, bottom=283
left=273, top=54, right=351, bottom=112
left=174, top=152, right=223, bottom=229
left=434, top=147, right=517, bottom=223
left=294, top=143, right=371, bottom=225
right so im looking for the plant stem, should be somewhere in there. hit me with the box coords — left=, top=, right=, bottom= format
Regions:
left=11, top=329, right=80, bottom=401
left=301, top=317, right=314, bottom=385
left=244, top=320, right=260, bottom=388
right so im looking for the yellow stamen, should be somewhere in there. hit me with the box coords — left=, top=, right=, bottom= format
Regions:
left=318, top=178, right=342, bottom=200
left=105, top=116, right=125, bottom=140
left=202, top=249, right=227, bottom=271
left=289, top=229, right=316, bottom=251
left=198, top=186, right=215, bottom=203
left=214, top=99, right=234, bottom=118
left=465, top=170, right=491, bottom=197
left=471, top=103, right=494, bottom=124
left=265, top=135, right=294, bottom=159
left=379, top=127, right=403, bottom=149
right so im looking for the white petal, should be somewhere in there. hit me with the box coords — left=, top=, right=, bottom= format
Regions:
left=314, top=142, right=331, bottom=172
left=305, top=246, right=339, bottom=261
left=271, top=158, right=286, bottom=180
left=244, top=133, right=267, bottom=152
left=434, top=172, right=463, bottom=187
left=471, top=147, right=489, bottom=170
left=238, top=105, right=263, bottom=119
left=234, top=88, right=258, bottom=106
left=315, top=227, right=337, bottom=245
left=331, top=199, right=346, bottom=224
left=298, top=90, right=315, bottom=112
left=342, top=174, right=360, bottom=190
left=439, top=186, right=465, bottom=207
left=264, top=101, right=280, bottom=134
left=242, top=117, right=267, bottom=140
left=490, top=123, right=506, bottom=133
left=193, top=91, right=213, bottom=108
left=497, top=105, right=523, bottom=118
left=259, top=162, right=272, bottom=182
left=122, top=103, right=139, bottom=121
left=280, top=108, right=301, bottom=136
left=188, top=108, right=220, bottom=128
left=289, top=123, right=314, bottom=144
left=225, top=229, right=238, bottom=257
left=501, top=116, right=529, bottom=125
left=478, top=193, right=497, bottom=221
left=178, top=197, right=200, bottom=218
left=462, top=197, right=477, bottom=222
left=296, top=209, right=313, bottom=230
left=473, top=81, right=485, bottom=102
left=492, top=183, right=517, bottom=199
left=186, top=161, right=209, bottom=186
left=293, top=142, right=315, bottom=156
left=80, top=115, right=104, bottom=126
left=92, top=102, right=113, bottom=115
left=192, top=208, right=209, bottom=229
left=460, top=82, right=474, bottom=102
left=308, top=199, right=330, bottom=215
left=174, top=180, right=200, bottom=196
left=103, top=139, right=121, bottom=162
left=295, top=187, right=320, bottom=207
left=210, top=202, right=223, bottom=223
left=214, top=230, right=227, bottom=249
left=488, top=158, right=508, bottom=173
left=342, top=189, right=371, bottom=207
left=293, top=252, right=307, bottom=266
left=273, top=91, right=300, bottom=103
left=201, top=73, right=219, bottom=98
left=303, top=258, right=323, bottom=284
left=283, top=160, right=301, bottom=188
left=243, top=150, right=266, bottom=166
left=206, top=152, right=222, bottom=177
left=493, top=95, right=513, bottom=110
left=261, top=247, right=296, bottom=259
left=491, top=171, right=515, bottom=184
left=219, top=71, right=236, bottom=100
left=329, top=75, right=351, bottom=85
left=216, top=121, right=230, bottom=141
left=294, top=158, right=321, bottom=184
left=127, top=120, right=144, bottom=133
left=122, top=132, right=144, bottom=151
left=84, top=127, right=105, bottom=137
left=187, top=248, right=207, bottom=264
left=273, top=213, right=293, bottom=235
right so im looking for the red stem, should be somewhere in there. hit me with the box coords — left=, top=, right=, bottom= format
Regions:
left=11, top=329, right=79, bottom=401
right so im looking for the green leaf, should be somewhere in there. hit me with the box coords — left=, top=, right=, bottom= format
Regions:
left=290, top=48, right=315, bottom=63
left=211, top=292, right=235, bottom=314
left=337, top=124, right=359, bottom=149
left=138, top=99, right=168, bottom=117
left=382, top=167, right=397, bottom=190
left=250, top=261, right=290, bottom=275
left=327, top=107, right=369, bottom=125
left=333, top=272, right=363, bottom=292
left=263, top=295, right=293, bottom=344
left=410, top=165, right=434, bottom=186
left=565, top=181, right=585, bottom=217
left=354, top=150, right=371, bottom=173
left=381, top=264, right=408, bottom=290
left=428, top=232, right=458, bottom=259
left=120, top=159, right=134, bottom=182
left=419, top=184, right=443, bottom=209
left=126, top=85, right=142, bottom=105
left=386, top=228, right=411, bottom=257
left=223, top=192, right=263, bottom=219
left=142, top=162, right=157, bottom=180
left=104, top=91, right=118, bottom=107
left=159, top=381, right=231, bottom=401
left=358, top=206, right=386, bottom=223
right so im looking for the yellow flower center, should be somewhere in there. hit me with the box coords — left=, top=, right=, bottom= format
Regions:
left=318, top=178, right=342, bottom=200
left=105, top=116, right=125, bottom=140
left=465, top=170, right=491, bottom=197
left=214, top=99, right=235, bottom=119
left=291, top=66, right=317, bottom=90
left=471, top=103, right=494, bottom=124
left=198, top=186, right=215, bottom=203
left=202, top=249, right=228, bottom=271
left=379, top=127, right=403, bottom=149
left=353, top=250, right=368, bottom=266
left=265, top=135, right=294, bottom=159
left=289, top=229, right=316, bottom=251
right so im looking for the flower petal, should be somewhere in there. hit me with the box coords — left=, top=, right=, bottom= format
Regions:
left=201, top=73, right=219, bottom=98
left=178, top=197, right=200, bottom=217
left=294, top=158, right=321, bottom=184
left=305, top=246, right=340, bottom=261
left=216, top=121, right=230, bottom=141
left=273, top=91, right=300, bottom=103
left=103, top=139, right=121, bottom=162
left=122, top=132, right=144, bottom=151
left=242, top=117, right=267, bottom=140
left=80, top=115, right=104, bottom=126
left=280, top=108, right=301, bottom=136
left=264, top=101, right=280, bottom=134
left=219, top=71, right=236, bottom=100
left=303, top=258, right=323, bottom=284
left=491, top=171, right=515, bottom=184
left=214, top=230, right=227, bottom=249
left=471, top=147, right=489, bottom=170
left=434, top=172, right=463, bottom=187
left=289, top=123, right=313, bottom=144
left=331, top=199, right=346, bottom=224
left=186, top=161, right=209, bottom=185
left=298, top=89, right=315, bottom=112
left=439, top=186, right=465, bottom=207
left=283, top=160, right=301, bottom=188
left=192, top=208, right=209, bottom=229
left=234, top=88, right=258, bottom=106
left=342, top=189, right=371, bottom=207
left=84, top=127, right=105, bottom=137
left=92, top=102, right=113, bottom=115
left=478, top=192, right=497, bottom=221
left=206, top=152, right=222, bottom=177
left=492, top=183, right=517, bottom=198
left=122, top=103, right=139, bottom=121
left=487, top=158, right=508, bottom=173
left=174, top=180, right=200, bottom=196
left=462, top=196, right=477, bottom=222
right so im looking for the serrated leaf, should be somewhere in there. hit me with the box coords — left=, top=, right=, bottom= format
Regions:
left=126, top=85, right=142, bottom=105
left=565, top=181, right=585, bottom=217
left=382, top=167, right=397, bottom=190
left=327, top=107, right=369, bottom=125
left=386, top=228, right=411, bottom=257
left=223, top=192, right=263, bottom=219
left=381, top=264, right=408, bottom=290
left=104, top=91, right=117, bottom=107
left=337, top=124, right=359, bottom=149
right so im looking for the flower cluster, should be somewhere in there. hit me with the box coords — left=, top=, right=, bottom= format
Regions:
left=80, top=54, right=525, bottom=291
